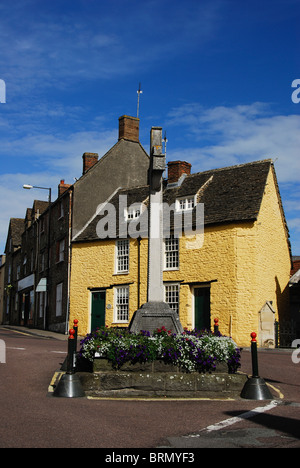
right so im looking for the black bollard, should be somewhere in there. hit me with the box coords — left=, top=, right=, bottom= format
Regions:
left=214, top=318, right=219, bottom=335
left=73, top=319, right=79, bottom=372
left=250, top=332, right=259, bottom=378
left=241, top=332, right=273, bottom=400
left=66, top=329, right=75, bottom=374
left=53, top=328, right=85, bottom=398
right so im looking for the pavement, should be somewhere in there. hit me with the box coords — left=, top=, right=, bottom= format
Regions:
left=0, top=324, right=72, bottom=340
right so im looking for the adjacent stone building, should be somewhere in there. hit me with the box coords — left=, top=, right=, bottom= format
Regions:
left=2, top=116, right=149, bottom=333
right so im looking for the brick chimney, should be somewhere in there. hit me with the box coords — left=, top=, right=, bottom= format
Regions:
left=58, top=180, right=71, bottom=196
left=82, top=152, right=99, bottom=175
left=118, top=115, right=139, bottom=142
left=168, top=161, right=192, bottom=184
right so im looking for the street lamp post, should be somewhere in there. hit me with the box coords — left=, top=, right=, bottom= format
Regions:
left=23, top=185, right=52, bottom=203
left=23, top=184, right=52, bottom=330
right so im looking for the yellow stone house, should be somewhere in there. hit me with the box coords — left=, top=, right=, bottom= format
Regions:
left=69, top=159, right=291, bottom=347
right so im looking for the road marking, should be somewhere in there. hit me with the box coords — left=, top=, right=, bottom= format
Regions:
left=48, top=371, right=65, bottom=393
left=189, top=400, right=280, bottom=436
left=7, top=347, right=26, bottom=350
left=266, top=382, right=284, bottom=399
left=7, top=329, right=32, bottom=337
left=50, top=351, right=66, bottom=354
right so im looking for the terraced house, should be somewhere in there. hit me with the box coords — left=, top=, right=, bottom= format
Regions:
left=2, top=115, right=149, bottom=332
left=69, top=158, right=292, bottom=347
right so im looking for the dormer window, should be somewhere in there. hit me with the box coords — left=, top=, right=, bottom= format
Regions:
left=176, top=196, right=196, bottom=211
left=125, top=204, right=141, bottom=221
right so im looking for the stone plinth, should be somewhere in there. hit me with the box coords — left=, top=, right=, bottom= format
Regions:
left=129, top=302, right=183, bottom=335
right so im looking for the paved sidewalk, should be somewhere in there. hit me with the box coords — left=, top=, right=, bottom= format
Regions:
left=0, top=325, right=71, bottom=340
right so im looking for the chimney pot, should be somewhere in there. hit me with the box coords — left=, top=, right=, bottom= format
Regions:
left=118, top=115, right=139, bottom=142
left=168, top=161, right=192, bottom=184
left=58, top=180, right=71, bottom=197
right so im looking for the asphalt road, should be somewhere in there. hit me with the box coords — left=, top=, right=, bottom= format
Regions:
left=0, top=326, right=299, bottom=450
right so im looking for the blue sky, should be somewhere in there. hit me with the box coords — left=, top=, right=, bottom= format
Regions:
left=0, top=0, right=299, bottom=255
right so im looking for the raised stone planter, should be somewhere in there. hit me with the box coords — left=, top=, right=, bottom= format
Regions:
left=78, top=358, right=247, bottom=398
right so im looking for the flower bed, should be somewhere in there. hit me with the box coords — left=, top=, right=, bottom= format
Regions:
left=79, top=326, right=241, bottom=374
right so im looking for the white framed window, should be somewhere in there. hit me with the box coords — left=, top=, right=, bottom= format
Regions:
left=176, top=196, right=195, bottom=211
left=56, top=283, right=63, bottom=317
left=124, top=203, right=142, bottom=223
left=59, top=239, right=65, bottom=262
left=114, top=286, right=129, bottom=322
left=58, top=201, right=64, bottom=219
left=164, top=283, right=180, bottom=314
left=56, top=239, right=65, bottom=263
left=126, top=205, right=141, bottom=220
left=116, top=239, right=129, bottom=273
left=164, top=235, right=179, bottom=270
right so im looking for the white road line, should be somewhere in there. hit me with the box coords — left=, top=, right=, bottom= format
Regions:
left=203, top=400, right=279, bottom=434
left=7, top=347, right=26, bottom=350
left=186, top=400, right=280, bottom=438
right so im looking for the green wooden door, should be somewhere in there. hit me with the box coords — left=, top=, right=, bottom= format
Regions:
left=91, top=291, right=106, bottom=331
left=194, top=287, right=210, bottom=331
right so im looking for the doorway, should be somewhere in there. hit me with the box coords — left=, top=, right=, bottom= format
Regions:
left=91, top=291, right=106, bottom=332
left=194, top=287, right=210, bottom=331
left=21, top=292, right=31, bottom=326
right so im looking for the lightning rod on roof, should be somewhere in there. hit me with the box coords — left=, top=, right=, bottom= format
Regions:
left=163, top=131, right=168, bottom=157
left=137, top=82, right=143, bottom=118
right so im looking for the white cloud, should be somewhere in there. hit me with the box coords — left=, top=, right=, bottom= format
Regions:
left=0, top=0, right=224, bottom=94
left=0, top=128, right=117, bottom=253
left=166, top=103, right=300, bottom=183
left=166, top=102, right=300, bottom=254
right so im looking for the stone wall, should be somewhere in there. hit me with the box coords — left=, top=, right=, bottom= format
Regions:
left=78, top=359, right=247, bottom=398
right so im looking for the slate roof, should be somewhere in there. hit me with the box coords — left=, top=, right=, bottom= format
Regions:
left=290, top=269, right=300, bottom=285
left=31, top=200, right=49, bottom=217
left=7, top=218, right=24, bottom=249
left=5, top=200, right=50, bottom=253
left=73, top=159, right=275, bottom=242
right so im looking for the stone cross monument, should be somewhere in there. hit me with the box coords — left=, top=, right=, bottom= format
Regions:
left=129, top=127, right=183, bottom=335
